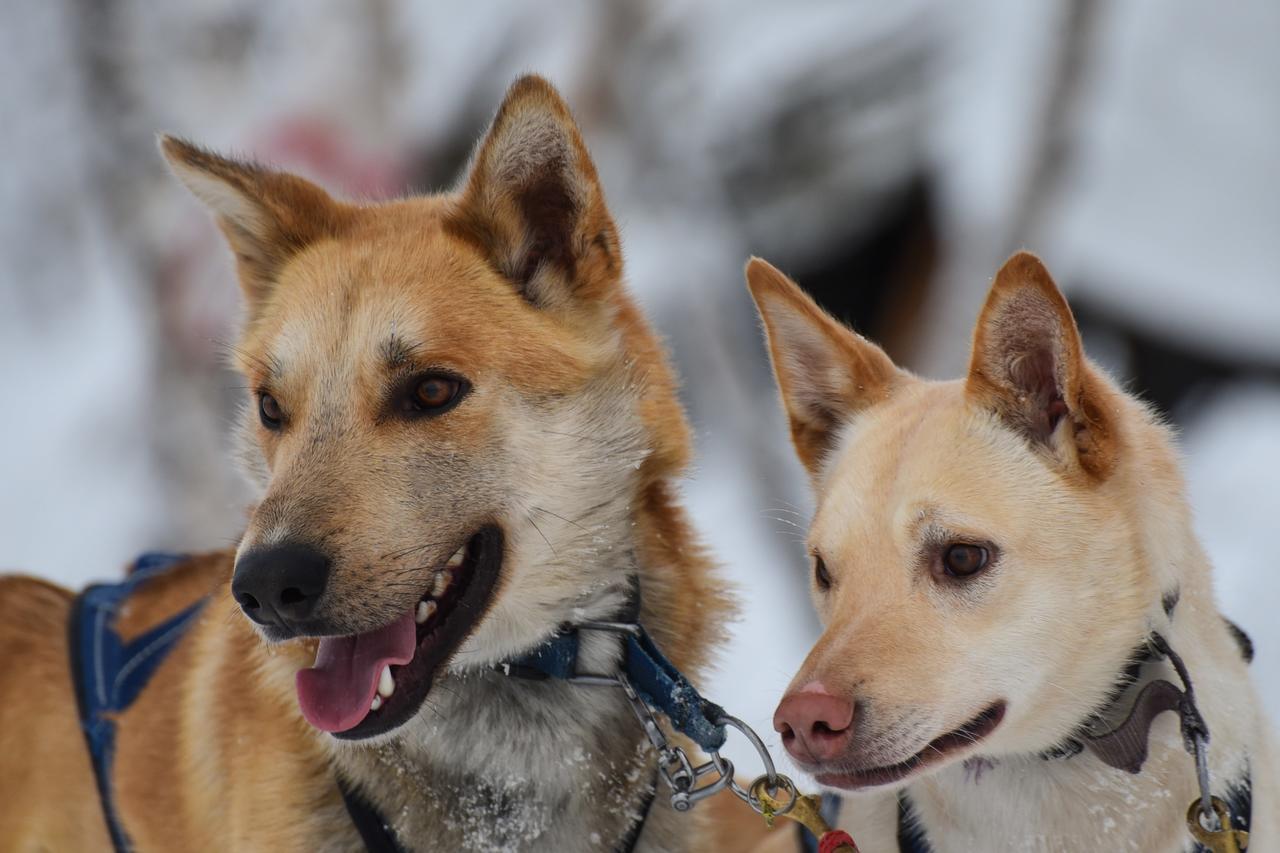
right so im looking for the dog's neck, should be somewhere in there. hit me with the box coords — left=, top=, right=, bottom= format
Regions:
left=900, top=588, right=1257, bottom=853
left=320, top=505, right=693, bottom=852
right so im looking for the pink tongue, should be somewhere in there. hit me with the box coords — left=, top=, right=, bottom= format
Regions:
left=295, top=612, right=417, bottom=732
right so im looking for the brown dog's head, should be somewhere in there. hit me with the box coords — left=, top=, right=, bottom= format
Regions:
left=162, top=76, right=688, bottom=741
left=748, top=253, right=1176, bottom=790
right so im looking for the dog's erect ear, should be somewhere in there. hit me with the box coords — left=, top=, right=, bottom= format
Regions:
left=449, top=75, right=620, bottom=310
left=966, top=251, right=1116, bottom=478
left=159, top=136, right=347, bottom=309
left=746, top=258, right=901, bottom=476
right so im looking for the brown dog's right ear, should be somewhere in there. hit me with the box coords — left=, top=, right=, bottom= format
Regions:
left=746, top=258, right=900, bottom=476
left=448, top=75, right=620, bottom=312
left=159, top=135, right=348, bottom=310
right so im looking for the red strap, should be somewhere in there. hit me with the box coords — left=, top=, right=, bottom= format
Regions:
left=818, top=829, right=859, bottom=853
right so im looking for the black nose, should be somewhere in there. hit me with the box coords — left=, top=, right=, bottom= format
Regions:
left=232, top=542, right=331, bottom=634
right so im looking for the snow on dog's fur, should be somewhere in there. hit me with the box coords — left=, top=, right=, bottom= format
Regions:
left=738, top=254, right=1274, bottom=852
left=0, top=76, right=730, bottom=852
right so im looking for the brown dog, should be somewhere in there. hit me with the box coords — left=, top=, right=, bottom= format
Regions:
left=742, top=253, right=1274, bottom=851
left=0, top=76, right=732, bottom=852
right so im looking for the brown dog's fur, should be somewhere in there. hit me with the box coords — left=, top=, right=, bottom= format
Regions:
left=0, top=76, right=730, bottom=852
left=737, top=253, right=1275, bottom=852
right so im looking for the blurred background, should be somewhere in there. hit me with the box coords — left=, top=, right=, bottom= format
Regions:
left=2, top=0, right=1277, bottom=776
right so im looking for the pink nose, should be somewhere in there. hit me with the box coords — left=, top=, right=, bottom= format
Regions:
left=773, top=683, right=855, bottom=764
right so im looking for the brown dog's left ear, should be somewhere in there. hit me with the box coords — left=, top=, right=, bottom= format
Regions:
left=746, top=258, right=902, bottom=477
left=449, top=75, right=619, bottom=311
left=159, top=136, right=348, bottom=312
left=966, top=251, right=1116, bottom=478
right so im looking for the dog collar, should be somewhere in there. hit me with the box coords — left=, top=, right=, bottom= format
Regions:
left=496, top=578, right=840, bottom=849
left=499, top=619, right=729, bottom=754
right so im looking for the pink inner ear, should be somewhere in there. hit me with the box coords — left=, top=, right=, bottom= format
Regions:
left=1006, top=342, right=1067, bottom=440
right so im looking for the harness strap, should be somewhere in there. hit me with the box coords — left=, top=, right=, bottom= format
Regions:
left=69, top=553, right=204, bottom=853
left=895, top=794, right=931, bottom=853
left=339, top=778, right=408, bottom=853
left=68, top=589, right=132, bottom=853
left=614, top=767, right=660, bottom=853
left=338, top=768, right=660, bottom=853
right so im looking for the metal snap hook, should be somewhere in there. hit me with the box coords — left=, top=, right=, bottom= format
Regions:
left=1186, top=797, right=1248, bottom=852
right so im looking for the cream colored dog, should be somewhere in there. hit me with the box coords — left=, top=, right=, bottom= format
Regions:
left=745, top=252, right=1274, bottom=852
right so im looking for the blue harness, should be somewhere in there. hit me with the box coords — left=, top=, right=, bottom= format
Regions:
left=68, top=552, right=206, bottom=852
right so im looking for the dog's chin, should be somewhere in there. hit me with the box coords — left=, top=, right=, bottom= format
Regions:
left=296, top=525, right=506, bottom=742
left=813, top=701, right=1007, bottom=791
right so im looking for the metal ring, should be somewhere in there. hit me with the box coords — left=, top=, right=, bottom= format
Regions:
left=746, top=773, right=798, bottom=817
left=715, top=713, right=779, bottom=786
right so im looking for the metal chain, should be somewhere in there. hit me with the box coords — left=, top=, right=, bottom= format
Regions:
left=566, top=622, right=797, bottom=817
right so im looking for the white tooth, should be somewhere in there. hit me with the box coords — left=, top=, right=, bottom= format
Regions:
left=416, top=599, right=437, bottom=624
left=378, top=665, right=395, bottom=699
left=446, top=547, right=465, bottom=568
left=432, top=571, right=451, bottom=598
left=370, top=694, right=383, bottom=711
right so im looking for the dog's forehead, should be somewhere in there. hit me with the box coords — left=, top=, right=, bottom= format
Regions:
left=815, top=381, right=1065, bottom=543
left=237, top=216, right=599, bottom=395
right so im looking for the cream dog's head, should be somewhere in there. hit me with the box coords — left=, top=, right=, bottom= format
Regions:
left=749, top=252, right=1181, bottom=790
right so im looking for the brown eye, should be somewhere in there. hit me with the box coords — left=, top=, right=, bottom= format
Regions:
left=402, top=374, right=467, bottom=416
left=813, top=555, right=832, bottom=591
left=942, top=543, right=989, bottom=578
left=259, top=393, right=283, bottom=429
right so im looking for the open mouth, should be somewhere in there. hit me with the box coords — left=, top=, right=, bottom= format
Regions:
left=294, top=525, right=504, bottom=739
left=817, top=701, right=1006, bottom=790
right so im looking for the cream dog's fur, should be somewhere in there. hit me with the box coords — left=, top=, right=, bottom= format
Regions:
left=744, top=252, right=1274, bottom=852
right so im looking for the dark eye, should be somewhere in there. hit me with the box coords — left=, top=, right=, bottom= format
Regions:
left=942, top=543, right=989, bottom=578
left=813, top=555, right=832, bottom=591
left=401, top=374, right=467, bottom=416
left=259, top=393, right=283, bottom=430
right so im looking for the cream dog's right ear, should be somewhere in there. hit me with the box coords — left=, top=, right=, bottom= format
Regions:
left=745, top=257, right=903, bottom=479
left=965, top=251, right=1118, bottom=479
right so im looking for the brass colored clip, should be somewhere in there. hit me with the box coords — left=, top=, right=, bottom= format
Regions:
left=755, top=780, right=857, bottom=853
left=1186, top=798, right=1248, bottom=853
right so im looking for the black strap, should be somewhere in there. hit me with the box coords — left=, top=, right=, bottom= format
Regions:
left=337, top=766, right=659, bottom=853
left=339, top=777, right=409, bottom=853
left=614, top=767, right=660, bottom=853
left=896, top=793, right=932, bottom=853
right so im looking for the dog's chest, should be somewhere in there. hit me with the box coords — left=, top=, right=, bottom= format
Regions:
left=334, top=674, right=664, bottom=852
left=908, top=750, right=1197, bottom=853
